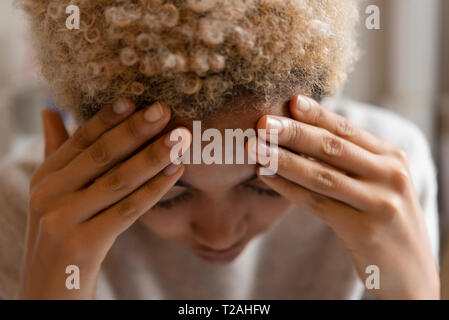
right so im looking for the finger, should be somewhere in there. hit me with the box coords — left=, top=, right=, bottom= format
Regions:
left=82, top=164, right=184, bottom=241
left=258, top=115, right=385, bottom=178
left=44, top=102, right=172, bottom=195
left=41, top=99, right=136, bottom=171
left=62, top=127, right=191, bottom=224
left=247, top=137, right=375, bottom=212
left=42, top=109, right=69, bottom=158
left=257, top=167, right=363, bottom=234
left=290, top=94, right=393, bottom=154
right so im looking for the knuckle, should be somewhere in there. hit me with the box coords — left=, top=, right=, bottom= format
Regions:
left=311, top=170, right=336, bottom=191
left=378, top=195, right=402, bottom=217
left=88, top=138, right=112, bottom=166
left=286, top=121, right=301, bottom=145
left=97, top=107, right=119, bottom=127
left=103, top=171, right=129, bottom=193
left=116, top=200, right=138, bottom=217
left=277, top=148, right=292, bottom=168
left=306, top=192, right=328, bottom=212
left=144, top=181, right=162, bottom=199
left=322, top=134, right=343, bottom=157
left=312, top=106, right=323, bottom=125
left=126, top=116, right=145, bottom=139
left=39, top=213, right=58, bottom=230
left=392, top=148, right=409, bottom=164
left=38, top=213, right=63, bottom=240
left=389, top=163, right=410, bottom=192
left=72, top=126, right=91, bottom=150
left=336, top=118, right=356, bottom=137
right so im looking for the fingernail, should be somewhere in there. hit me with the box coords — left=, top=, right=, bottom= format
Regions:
left=120, top=206, right=138, bottom=217
left=113, top=98, right=131, bottom=114
left=265, top=116, right=283, bottom=133
left=164, top=163, right=181, bottom=176
left=144, top=102, right=164, bottom=123
left=296, top=95, right=311, bottom=112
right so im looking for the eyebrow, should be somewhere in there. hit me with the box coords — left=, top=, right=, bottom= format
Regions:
left=175, top=173, right=258, bottom=189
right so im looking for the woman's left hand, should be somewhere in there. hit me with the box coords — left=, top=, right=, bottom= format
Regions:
left=249, top=94, right=440, bottom=300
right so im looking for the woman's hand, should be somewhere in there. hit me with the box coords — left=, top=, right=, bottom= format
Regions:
left=21, top=99, right=191, bottom=299
left=249, top=94, right=440, bottom=300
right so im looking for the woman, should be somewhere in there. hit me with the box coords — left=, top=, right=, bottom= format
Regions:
left=1, top=0, right=439, bottom=299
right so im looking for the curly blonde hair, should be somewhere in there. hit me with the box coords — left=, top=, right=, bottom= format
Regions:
left=17, top=0, right=360, bottom=122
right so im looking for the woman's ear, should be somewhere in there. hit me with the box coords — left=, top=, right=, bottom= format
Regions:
left=41, top=109, right=69, bottom=158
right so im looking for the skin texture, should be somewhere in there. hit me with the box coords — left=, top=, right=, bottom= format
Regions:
left=21, top=94, right=440, bottom=300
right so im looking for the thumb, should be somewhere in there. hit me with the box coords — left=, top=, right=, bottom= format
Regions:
left=41, top=109, right=69, bottom=158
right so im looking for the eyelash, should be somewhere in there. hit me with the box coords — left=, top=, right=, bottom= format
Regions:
left=242, top=184, right=281, bottom=198
left=156, top=192, right=193, bottom=209
left=155, top=184, right=280, bottom=209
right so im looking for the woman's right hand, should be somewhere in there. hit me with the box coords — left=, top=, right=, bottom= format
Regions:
left=20, top=99, right=191, bottom=299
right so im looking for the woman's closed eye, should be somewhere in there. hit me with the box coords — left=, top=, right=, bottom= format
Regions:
left=155, top=179, right=281, bottom=209
left=241, top=183, right=280, bottom=197
left=241, top=179, right=281, bottom=198
left=155, top=186, right=192, bottom=209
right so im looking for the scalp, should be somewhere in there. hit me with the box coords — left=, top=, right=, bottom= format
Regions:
left=16, top=0, right=360, bottom=122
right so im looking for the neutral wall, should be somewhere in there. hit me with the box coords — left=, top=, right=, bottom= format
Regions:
left=344, top=0, right=441, bottom=146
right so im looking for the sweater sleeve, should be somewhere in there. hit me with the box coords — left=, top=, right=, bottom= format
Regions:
left=404, top=121, right=440, bottom=264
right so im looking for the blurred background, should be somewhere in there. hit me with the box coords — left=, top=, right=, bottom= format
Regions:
left=0, top=0, right=448, bottom=298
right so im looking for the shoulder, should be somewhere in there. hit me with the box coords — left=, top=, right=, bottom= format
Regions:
left=326, top=98, right=439, bottom=259
left=0, top=136, right=43, bottom=299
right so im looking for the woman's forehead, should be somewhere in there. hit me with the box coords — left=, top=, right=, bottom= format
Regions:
left=172, top=96, right=290, bottom=132
left=172, top=98, right=290, bottom=191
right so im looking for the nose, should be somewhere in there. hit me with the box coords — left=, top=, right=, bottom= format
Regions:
left=191, top=205, right=249, bottom=251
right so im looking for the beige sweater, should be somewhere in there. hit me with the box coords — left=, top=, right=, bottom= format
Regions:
left=0, top=99, right=440, bottom=299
